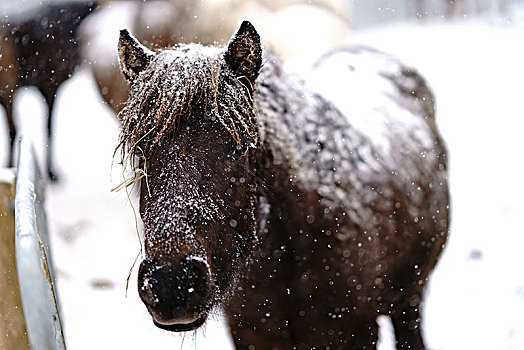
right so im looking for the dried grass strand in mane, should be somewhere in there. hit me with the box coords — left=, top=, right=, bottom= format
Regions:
left=117, top=46, right=259, bottom=168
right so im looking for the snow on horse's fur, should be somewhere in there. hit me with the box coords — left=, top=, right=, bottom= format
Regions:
left=118, top=21, right=449, bottom=349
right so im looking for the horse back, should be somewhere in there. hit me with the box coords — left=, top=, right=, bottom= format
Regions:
left=300, top=45, right=448, bottom=211
left=7, top=1, right=98, bottom=90
left=254, top=46, right=449, bottom=317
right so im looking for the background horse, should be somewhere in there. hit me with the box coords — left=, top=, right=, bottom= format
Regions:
left=79, top=0, right=351, bottom=113
left=411, top=0, right=511, bottom=18
left=117, top=21, right=449, bottom=348
left=0, top=1, right=98, bottom=180
left=446, top=0, right=511, bottom=16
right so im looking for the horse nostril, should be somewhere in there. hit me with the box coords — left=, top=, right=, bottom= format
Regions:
left=138, top=273, right=158, bottom=307
left=180, top=256, right=211, bottom=296
left=137, top=256, right=212, bottom=326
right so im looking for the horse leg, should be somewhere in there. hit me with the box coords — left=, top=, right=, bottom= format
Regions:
left=349, top=319, right=380, bottom=350
left=446, top=0, right=459, bottom=17
left=42, top=89, right=59, bottom=182
left=2, top=100, right=16, bottom=167
left=390, top=294, right=425, bottom=350
left=414, top=0, right=426, bottom=19
left=498, top=0, right=510, bottom=15
left=226, top=282, right=296, bottom=349
left=0, top=31, right=18, bottom=168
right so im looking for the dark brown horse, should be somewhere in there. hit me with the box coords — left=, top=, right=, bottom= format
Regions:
left=0, top=1, right=98, bottom=180
left=117, top=21, right=449, bottom=349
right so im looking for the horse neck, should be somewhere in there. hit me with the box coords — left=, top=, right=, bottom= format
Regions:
left=251, top=56, right=384, bottom=227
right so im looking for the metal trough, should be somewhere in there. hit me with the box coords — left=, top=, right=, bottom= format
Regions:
left=15, top=137, right=66, bottom=350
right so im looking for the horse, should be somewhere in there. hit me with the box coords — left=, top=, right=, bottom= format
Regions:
left=80, top=0, right=351, bottom=114
left=116, top=21, right=449, bottom=349
left=445, top=0, right=511, bottom=16
left=411, top=0, right=511, bottom=19
left=0, top=1, right=98, bottom=181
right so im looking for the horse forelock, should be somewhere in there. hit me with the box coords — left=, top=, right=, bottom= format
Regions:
left=118, top=44, right=259, bottom=167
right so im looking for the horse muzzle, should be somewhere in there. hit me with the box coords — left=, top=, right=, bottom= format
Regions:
left=138, top=255, right=214, bottom=332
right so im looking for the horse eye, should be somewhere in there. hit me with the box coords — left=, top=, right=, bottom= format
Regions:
left=226, top=142, right=244, bottom=159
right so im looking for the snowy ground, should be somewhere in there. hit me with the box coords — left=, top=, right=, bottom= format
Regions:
left=1, top=6, right=524, bottom=350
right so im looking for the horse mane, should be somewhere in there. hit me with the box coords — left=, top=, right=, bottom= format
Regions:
left=117, top=44, right=258, bottom=166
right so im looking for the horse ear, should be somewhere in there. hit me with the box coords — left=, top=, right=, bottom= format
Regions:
left=118, top=29, right=155, bottom=83
left=225, top=21, right=262, bottom=86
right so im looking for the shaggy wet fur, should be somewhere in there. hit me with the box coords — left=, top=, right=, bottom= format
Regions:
left=118, top=22, right=449, bottom=349
left=118, top=45, right=258, bottom=162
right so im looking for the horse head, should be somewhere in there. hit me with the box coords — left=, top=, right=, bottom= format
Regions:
left=117, top=21, right=263, bottom=331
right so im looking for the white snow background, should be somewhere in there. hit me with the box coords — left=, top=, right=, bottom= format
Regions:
left=1, top=4, right=524, bottom=349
